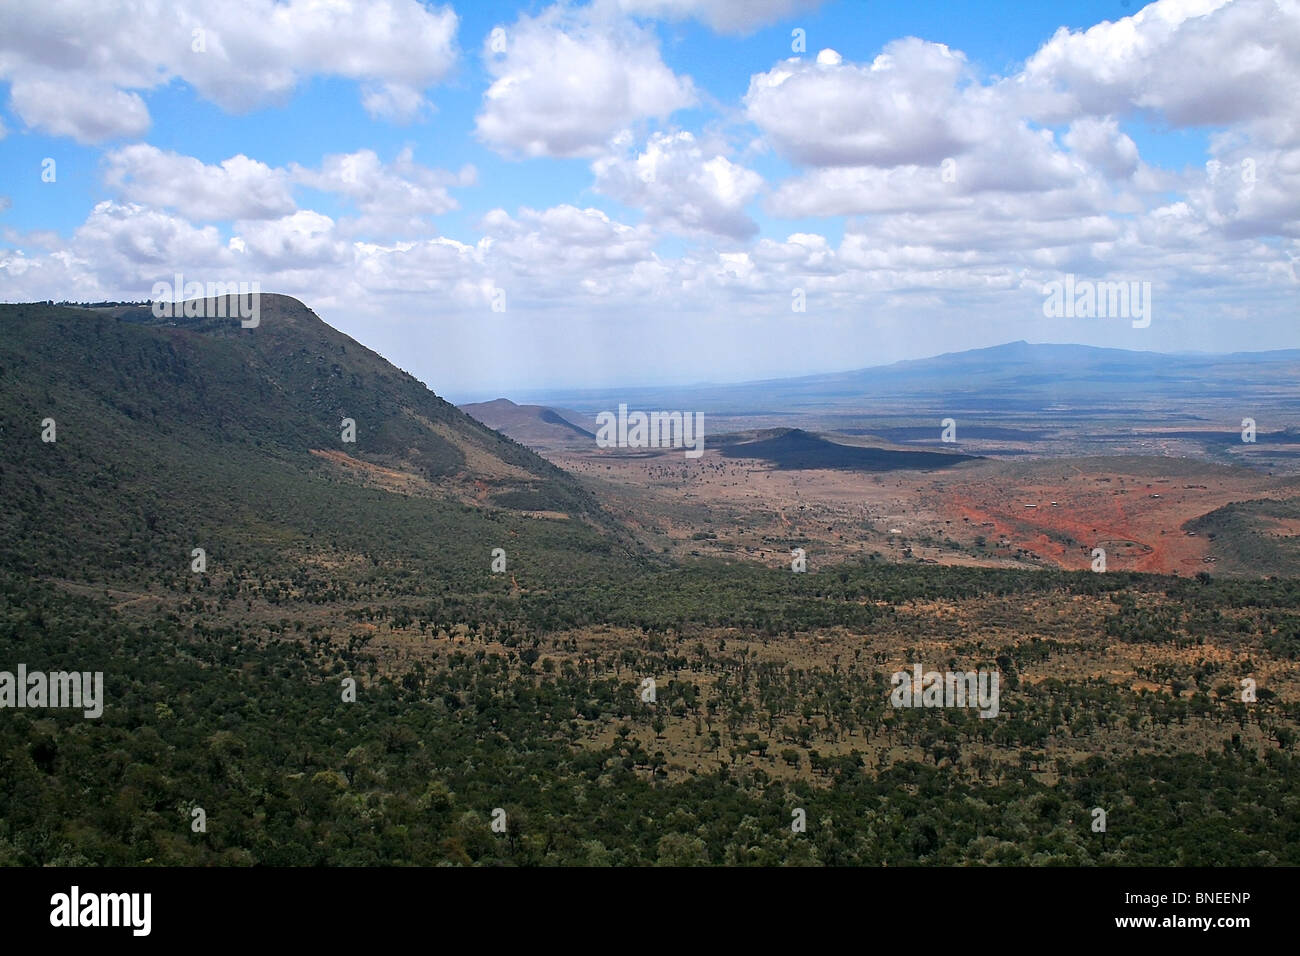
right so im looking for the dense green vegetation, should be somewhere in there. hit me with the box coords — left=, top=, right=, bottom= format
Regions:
left=2, top=566, right=1298, bottom=866
left=1191, top=497, right=1300, bottom=577
left=0, top=300, right=605, bottom=559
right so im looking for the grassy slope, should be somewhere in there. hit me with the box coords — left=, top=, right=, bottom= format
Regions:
left=0, top=298, right=635, bottom=586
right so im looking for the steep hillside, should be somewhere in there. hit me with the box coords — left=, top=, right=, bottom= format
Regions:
left=0, top=296, right=627, bottom=584
left=460, top=398, right=595, bottom=448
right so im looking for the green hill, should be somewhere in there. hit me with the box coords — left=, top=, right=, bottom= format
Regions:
left=0, top=295, right=628, bottom=587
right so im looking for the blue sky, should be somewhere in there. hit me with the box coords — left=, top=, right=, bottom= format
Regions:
left=1, top=0, right=1296, bottom=395
left=2, top=0, right=1213, bottom=238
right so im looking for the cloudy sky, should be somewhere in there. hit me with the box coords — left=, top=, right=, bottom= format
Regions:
left=1, top=0, right=1297, bottom=397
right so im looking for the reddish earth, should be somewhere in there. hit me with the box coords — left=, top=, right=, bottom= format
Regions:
left=928, top=463, right=1286, bottom=574
left=946, top=487, right=1183, bottom=573
left=546, top=446, right=1292, bottom=575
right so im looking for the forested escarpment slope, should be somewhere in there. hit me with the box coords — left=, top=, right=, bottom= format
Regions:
left=0, top=297, right=633, bottom=585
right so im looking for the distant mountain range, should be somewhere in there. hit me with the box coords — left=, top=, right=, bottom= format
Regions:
left=775, top=339, right=1300, bottom=400
left=518, top=341, right=1300, bottom=420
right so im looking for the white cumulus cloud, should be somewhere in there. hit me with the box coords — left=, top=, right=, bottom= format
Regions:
left=745, top=39, right=977, bottom=167
left=0, top=0, right=459, bottom=142
left=476, top=4, right=696, bottom=158
left=103, top=145, right=296, bottom=221
left=593, top=130, right=763, bottom=238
